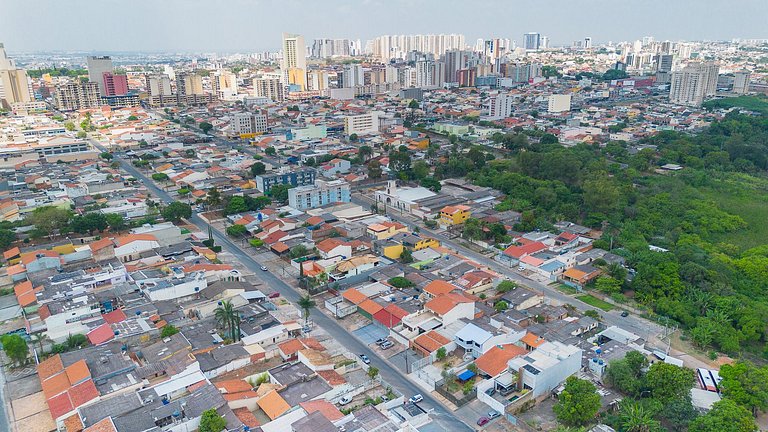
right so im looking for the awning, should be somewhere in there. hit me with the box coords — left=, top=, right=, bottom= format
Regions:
left=457, top=370, right=476, bottom=381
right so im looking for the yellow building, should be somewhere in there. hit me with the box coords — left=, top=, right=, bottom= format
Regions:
left=412, top=137, right=430, bottom=150
left=287, top=68, right=306, bottom=91
left=439, top=204, right=471, bottom=226
left=367, top=221, right=408, bottom=240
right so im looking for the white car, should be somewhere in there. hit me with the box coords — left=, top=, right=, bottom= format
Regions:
left=339, top=396, right=352, bottom=405
left=408, top=394, right=423, bottom=404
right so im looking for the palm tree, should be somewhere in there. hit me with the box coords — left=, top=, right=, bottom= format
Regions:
left=297, top=295, right=315, bottom=326
left=620, top=402, right=661, bottom=432
left=30, top=333, right=52, bottom=357
left=214, top=300, right=241, bottom=342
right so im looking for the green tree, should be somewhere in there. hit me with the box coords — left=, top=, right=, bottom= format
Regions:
left=387, top=277, right=414, bottom=288
left=689, top=399, right=758, bottom=432
left=127, top=115, right=138, bottom=121
left=226, top=224, right=247, bottom=237
left=412, top=160, right=430, bottom=179
left=28, top=206, right=72, bottom=237
left=224, top=196, right=248, bottom=215
left=420, top=177, right=441, bottom=192
left=199, top=408, right=227, bottom=432
left=595, top=276, right=622, bottom=294
left=619, top=401, right=661, bottom=432
left=496, top=280, right=517, bottom=293
left=250, top=162, right=266, bottom=176
left=349, top=133, right=358, bottom=142
left=264, top=146, right=276, bottom=156
left=298, top=294, right=315, bottom=325
left=408, top=99, right=420, bottom=109
left=268, top=184, right=291, bottom=202
left=1, top=334, right=29, bottom=366
left=358, top=145, right=373, bottom=162
left=30, top=333, right=52, bottom=357
left=70, top=212, right=108, bottom=234
left=494, top=300, right=509, bottom=313
left=436, top=347, right=447, bottom=361
left=719, top=361, right=768, bottom=415
left=161, top=201, right=192, bottom=222
left=660, top=398, right=699, bottom=432
left=289, top=245, right=309, bottom=259
left=206, top=187, right=222, bottom=208
left=367, top=160, right=383, bottom=179
left=214, top=300, right=241, bottom=342
left=367, top=366, right=380, bottom=380
left=199, top=121, right=213, bottom=133
left=64, top=121, right=75, bottom=131
left=645, top=362, right=695, bottom=403
left=400, top=248, right=413, bottom=263
left=105, top=213, right=127, bottom=232
left=160, top=325, right=179, bottom=338
left=604, top=351, right=648, bottom=396
left=553, top=376, right=601, bottom=426
left=99, top=152, right=113, bottom=160
left=151, top=173, right=169, bottom=182
left=0, top=228, right=17, bottom=249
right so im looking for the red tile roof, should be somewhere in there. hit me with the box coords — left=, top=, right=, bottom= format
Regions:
left=300, top=399, right=345, bottom=421
left=87, top=323, right=115, bottom=345
left=101, top=309, right=127, bottom=325
left=503, top=241, right=547, bottom=259
left=68, top=379, right=99, bottom=407
left=47, top=391, right=74, bottom=420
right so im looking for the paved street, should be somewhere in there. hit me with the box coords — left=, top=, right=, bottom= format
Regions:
left=351, top=193, right=665, bottom=343
left=94, top=140, right=474, bottom=432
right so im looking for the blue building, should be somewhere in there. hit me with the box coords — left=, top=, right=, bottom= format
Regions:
left=288, top=179, right=351, bottom=210
left=475, top=75, right=499, bottom=88
left=255, top=168, right=316, bottom=193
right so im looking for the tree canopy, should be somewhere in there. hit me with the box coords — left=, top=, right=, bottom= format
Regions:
left=553, top=376, right=601, bottom=426
left=161, top=202, right=192, bottom=222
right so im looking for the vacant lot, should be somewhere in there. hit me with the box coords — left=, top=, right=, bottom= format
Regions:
left=576, top=294, right=614, bottom=311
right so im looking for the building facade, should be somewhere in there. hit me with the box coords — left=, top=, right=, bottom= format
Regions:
left=255, top=169, right=316, bottom=193
left=344, top=112, right=379, bottom=136
left=288, top=179, right=351, bottom=210
left=669, top=61, right=719, bottom=106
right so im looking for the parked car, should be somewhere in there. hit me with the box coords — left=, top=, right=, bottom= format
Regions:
left=380, top=341, right=394, bottom=350
left=381, top=395, right=390, bottom=402
left=485, top=388, right=496, bottom=396
left=359, top=354, right=370, bottom=364
left=477, top=417, right=490, bottom=426
left=260, top=265, right=268, bottom=271
left=621, top=311, right=629, bottom=317
left=375, top=338, right=388, bottom=345
left=500, top=386, right=514, bottom=396
left=268, top=292, right=280, bottom=298
left=408, top=394, right=423, bottom=404
left=339, top=396, right=352, bottom=405
left=488, top=410, right=501, bottom=420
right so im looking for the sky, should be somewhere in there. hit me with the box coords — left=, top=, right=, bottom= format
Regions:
left=2, top=0, right=767, bottom=53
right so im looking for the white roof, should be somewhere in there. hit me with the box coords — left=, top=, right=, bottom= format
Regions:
left=691, top=388, right=721, bottom=411
left=598, top=326, right=642, bottom=345
left=151, top=370, right=206, bottom=398
left=396, top=186, right=436, bottom=203
left=455, top=323, right=493, bottom=344
left=242, top=324, right=286, bottom=345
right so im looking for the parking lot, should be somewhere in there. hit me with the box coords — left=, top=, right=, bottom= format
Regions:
left=352, top=323, right=390, bottom=345
left=388, top=349, right=424, bottom=374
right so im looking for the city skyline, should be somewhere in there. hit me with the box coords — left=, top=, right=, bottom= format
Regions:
left=1, top=0, right=768, bottom=53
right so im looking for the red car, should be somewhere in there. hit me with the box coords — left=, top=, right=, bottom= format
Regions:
left=477, top=416, right=490, bottom=426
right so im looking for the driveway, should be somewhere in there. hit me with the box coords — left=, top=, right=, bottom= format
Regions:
left=353, top=323, right=389, bottom=345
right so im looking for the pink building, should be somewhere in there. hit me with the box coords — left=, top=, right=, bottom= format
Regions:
left=102, top=72, right=128, bottom=96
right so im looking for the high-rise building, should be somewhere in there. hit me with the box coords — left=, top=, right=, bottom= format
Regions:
left=524, top=33, right=541, bottom=51
left=145, top=74, right=172, bottom=96
left=102, top=72, right=128, bottom=96
left=344, top=112, right=379, bottom=135
left=655, top=54, right=674, bottom=73
left=548, top=94, right=572, bottom=113
left=254, top=77, right=284, bottom=101
left=488, top=93, right=515, bottom=119
left=53, top=82, right=101, bottom=111
left=540, top=36, right=549, bottom=50
left=176, top=73, right=204, bottom=96
left=288, top=179, right=351, bottom=210
left=372, top=34, right=465, bottom=61
left=341, top=64, right=364, bottom=88
left=282, top=33, right=307, bottom=89
left=0, top=43, right=32, bottom=109
left=584, top=37, right=592, bottom=49
left=311, top=39, right=353, bottom=58
left=211, top=70, right=238, bottom=99
left=307, top=70, right=329, bottom=91
left=87, top=56, right=114, bottom=96
left=669, top=61, right=719, bottom=106
left=443, top=50, right=470, bottom=84
left=232, top=111, right=268, bottom=136
left=733, top=71, right=751, bottom=94
left=415, top=60, right=436, bottom=88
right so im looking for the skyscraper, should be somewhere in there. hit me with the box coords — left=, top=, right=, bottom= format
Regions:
left=282, top=33, right=307, bottom=90
left=87, top=56, right=114, bottom=96
left=102, top=72, right=128, bottom=96
left=733, top=71, right=751, bottom=94
left=0, top=43, right=32, bottom=109
left=176, top=73, right=204, bottom=96
left=524, top=33, right=541, bottom=51
left=341, top=64, right=363, bottom=88
left=669, top=61, right=719, bottom=106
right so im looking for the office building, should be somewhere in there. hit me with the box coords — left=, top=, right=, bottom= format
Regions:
left=524, top=32, right=541, bottom=51
left=548, top=94, right=572, bottom=113
left=87, top=56, right=113, bottom=96
left=584, top=37, right=592, bottom=49
left=372, top=34, right=465, bottom=61
left=443, top=50, right=469, bottom=83
left=311, top=39, right=353, bottom=58
left=655, top=54, right=674, bottom=73
left=415, top=60, right=437, bottom=88
left=344, top=112, right=379, bottom=136
left=255, top=168, right=316, bottom=193
left=488, top=93, right=516, bottom=119
left=457, top=69, right=476, bottom=87
left=669, top=61, right=719, bottom=106
left=52, top=82, right=101, bottom=111
left=288, top=179, right=351, bottom=210
left=282, top=33, right=307, bottom=89
left=254, top=77, right=284, bottom=101
left=733, top=71, right=751, bottom=94
left=232, top=112, right=268, bottom=137
left=176, top=73, right=204, bottom=96
left=0, top=44, right=32, bottom=109
left=540, top=36, right=549, bottom=49
left=102, top=72, right=128, bottom=96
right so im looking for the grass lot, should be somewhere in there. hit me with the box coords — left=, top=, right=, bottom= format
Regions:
left=703, top=95, right=768, bottom=115
left=551, top=283, right=579, bottom=295
left=702, top=174, right=768, bottom=253
left=576, top=294, right=614, bottom=311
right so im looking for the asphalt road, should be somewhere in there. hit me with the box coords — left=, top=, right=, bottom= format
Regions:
left=351, top=193, right=665, bottom=342
left=94, top=140, right=474, bottom=431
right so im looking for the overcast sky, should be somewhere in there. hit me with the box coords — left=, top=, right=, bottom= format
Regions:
left=2, top=0, right=767, bottom=53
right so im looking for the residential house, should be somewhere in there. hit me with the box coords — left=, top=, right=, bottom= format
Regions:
left=439, top=204, right=471, bottom=226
